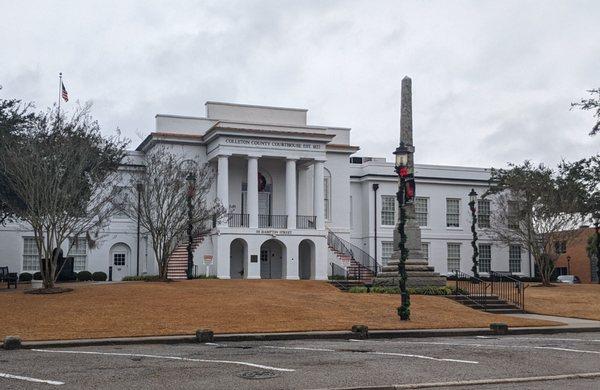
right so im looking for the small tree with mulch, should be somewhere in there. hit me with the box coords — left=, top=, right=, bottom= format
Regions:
left=119, top=149, right=225, bottom=280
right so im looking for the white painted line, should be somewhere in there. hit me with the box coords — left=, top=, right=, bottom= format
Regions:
left=31, top=349, right=295, bottom=372
left=262, top=346, right=336, bottom=352
left=534, top=346, right=600, bottom=354
left=494, top=336, right=600, bottom=343
left=204, top=342, right=221, bottom=346
left=368, top=351, right=478, bottom=364
left=0, top=372, right=64, bottom=386
left=390, top=371, right=600, bottom=389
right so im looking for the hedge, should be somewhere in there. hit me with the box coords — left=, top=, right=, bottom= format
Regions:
left=77, top=271, right=93, bottom=281
left=122, top=275, right=161, bottom=282
left=348, top=286, right=455, bottom=295
left=92, top=271, right=108, bottom=282
left=33, top=271, right=42, bottom=280
left=19, top=272, right=33, bottom=282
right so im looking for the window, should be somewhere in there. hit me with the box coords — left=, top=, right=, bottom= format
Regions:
left=509, top=245, right=522, bottom=273
left=508, top=201, right=519, bottom=229
left=381, top=241, right=394, bottom=266
left=324, top=177, right=331, bottom=221
left=415, top=197, right=429, bottom=227
left=446, top=198, right=460, bottom=227
left=554, top=241, right=567, bottom=254
left=477, top=200, right=491, bottom=228
left=381, top=195, right=396, bottom=226
left=447, top=243, right=461, bottom=273
left=479, top=244, right=492, bottom=273
left=113, top=253, right=126, bottom=266
left=22, top=237, right=39, bottom=272
left=113, top=186, right=131, bottom=219
left=421, top=242, right=430, bottom=262
left=68, top=238, right=87, bottom=272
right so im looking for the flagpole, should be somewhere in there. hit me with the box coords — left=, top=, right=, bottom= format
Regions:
left=58, top=72, right=62, bottom=119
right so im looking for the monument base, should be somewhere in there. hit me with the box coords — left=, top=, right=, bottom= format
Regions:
left=373, top=255, right=447, bottom=288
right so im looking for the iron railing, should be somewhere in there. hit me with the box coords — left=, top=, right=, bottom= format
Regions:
left=297, top=215, right=317, bottom=229
left=330, top=262, right=348, bottom=279
left=327, top=230, right=381, bottom=279
left=259, top=214, right=287, bottom=228
left=454, top=270, right=492, bottom=311
left=228, top=213, right=249, bottom=228
left=490, top=271, right=526, bottom=312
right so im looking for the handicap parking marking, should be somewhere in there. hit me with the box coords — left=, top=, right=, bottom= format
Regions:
left=30, top=348, right=295, bottom=372
left=0, top=372, right=64, bottom=386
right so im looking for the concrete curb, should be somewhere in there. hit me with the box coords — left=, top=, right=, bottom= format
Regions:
left=4, top=325, right=600, bottom=349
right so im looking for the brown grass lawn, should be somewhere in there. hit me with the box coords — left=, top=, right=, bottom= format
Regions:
left=0, top=280, right=558, bottom=341
left=525, top=283, right=600, bottom=320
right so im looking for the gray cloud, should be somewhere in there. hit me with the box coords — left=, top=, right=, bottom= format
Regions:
left=0, top=0, right=598, bottom=168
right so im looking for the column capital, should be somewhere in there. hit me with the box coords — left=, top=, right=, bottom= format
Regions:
left=285, top=157, right=299, bottom=161
left=246, top=154, right=262, bottom=159
left=312, top=158, right=327, bottom=163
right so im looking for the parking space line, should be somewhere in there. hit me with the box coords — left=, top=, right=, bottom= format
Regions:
left=534, top=346, right=600, bottom=354
left=0, top=372, right=64, bottom=386
left=260, top=344, right=478, bottom=364
left=368, top=351, right=478, bottom=364
left=30, top=349, right=295, bottom=372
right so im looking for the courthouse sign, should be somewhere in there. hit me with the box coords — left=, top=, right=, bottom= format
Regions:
left=224, top=137, right=322, bottom=150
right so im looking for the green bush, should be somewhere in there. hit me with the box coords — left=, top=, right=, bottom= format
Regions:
left=122, top=275, right=161, bottom=282
left=348, top=286, right=368, bottom=293
left=19, top=272, right=33, bottom=282
left=351, top=285, right=455, bottom=295
left=92, top=271, right=107, bottom=281
left=33, top=271, right=42, bottom=280
left=328, top=275, right=347, bottom=280
left=190, top=275, right=218, bottom=279
left=77, top=271, right=93, bottom=281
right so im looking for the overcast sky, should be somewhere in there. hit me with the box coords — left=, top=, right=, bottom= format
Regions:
left=1, top=0, right=598, bottom=168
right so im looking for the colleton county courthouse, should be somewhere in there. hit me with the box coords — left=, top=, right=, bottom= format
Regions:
left=0, top=100, right=532, bottom=281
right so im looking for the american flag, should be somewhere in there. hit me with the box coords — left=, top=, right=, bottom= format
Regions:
left=61, top=81, right=69, bottom=102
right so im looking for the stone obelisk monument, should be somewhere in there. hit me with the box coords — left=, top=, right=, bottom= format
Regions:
left=374, top=76, right=446, bottom=288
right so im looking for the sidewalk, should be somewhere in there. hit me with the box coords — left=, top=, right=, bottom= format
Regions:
left=507, top=313, right=600, bottom=327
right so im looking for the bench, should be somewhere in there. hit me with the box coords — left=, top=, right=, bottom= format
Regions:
left=0, top=267, right=18, bottom=289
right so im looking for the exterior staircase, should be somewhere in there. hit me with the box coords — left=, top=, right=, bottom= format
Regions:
left=327, top=231, right=380, bottom=290
left=166, top=236, right=205, bottom=280
left=447, top=294, right=523, bottom=314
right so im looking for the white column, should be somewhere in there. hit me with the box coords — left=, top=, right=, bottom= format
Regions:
left=217, top=155, right=229, bottom=227
left=247, top=156, right=259, bottom=228
left=313, top=160, right=325, bottom=230
left=285, top=158, right=297, bottom=229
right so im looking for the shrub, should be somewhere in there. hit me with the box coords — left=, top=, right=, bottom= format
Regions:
left=19, top=272, right=33, bottom=282
left=77, top=271, right=93, bottom=281
left=348, top=286, right=368, bottom=293
left=355, top=286, right=455, bottom=295
left=190, top=275, right=218, bottom=279
left=33, top=271, right=42, bottom=280
left=328, top=275, right=347, bottom=280
left=122, top=275, right=161, bottom=282
left=92, top=271, right=107, bottom=281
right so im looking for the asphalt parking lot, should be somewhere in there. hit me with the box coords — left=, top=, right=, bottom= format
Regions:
left=2, top=333, right=600, bottom=389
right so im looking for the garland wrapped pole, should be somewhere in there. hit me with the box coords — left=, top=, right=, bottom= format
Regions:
left=186, top=172, right=196, bottom=279
left=469, top=188, right=479, bottom=278
left=394, top=141, right=412, bottom=320
left=595, top=214, right=600, bottom=284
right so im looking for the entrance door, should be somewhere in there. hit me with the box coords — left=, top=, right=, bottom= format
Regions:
left=110, top=245, right=130, bottom=281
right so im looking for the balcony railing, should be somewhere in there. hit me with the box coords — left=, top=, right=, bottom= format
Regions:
left=296, top=215, right=317, bottom=229
left=228, top=213, right=249, bottom=227
left=259, top=214, right=287, bottom=228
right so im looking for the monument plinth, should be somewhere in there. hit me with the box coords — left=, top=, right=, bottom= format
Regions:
left=373, top=76, right=446, bottom=288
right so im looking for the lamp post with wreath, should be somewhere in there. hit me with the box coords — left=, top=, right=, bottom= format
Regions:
left=468, top=188, right=479, bottom=278
left=393, top=141, right=414, bottom=321
left=186, top=172, right=196, bottom=279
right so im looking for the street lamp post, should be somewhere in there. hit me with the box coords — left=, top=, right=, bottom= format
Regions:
left=393, top=141, right=412, bottom=321
left=567, top=256, right=571, bottom=275
left=594, top=213, right=600, bottom=284
left=468, top=188, right=479, bottom=278
left=186, top=172, right=196, bottom=280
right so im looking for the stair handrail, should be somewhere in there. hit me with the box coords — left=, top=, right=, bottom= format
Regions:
left=327, top=230, right=381, bottom=277
left=489, top=271, right=526, bottom=312
left=453, top=271, right=491, bottom=311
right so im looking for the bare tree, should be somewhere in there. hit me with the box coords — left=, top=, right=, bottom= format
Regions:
left=119, top=149, right=225, bottom=280
left=572, top=88, right=600, bottom=136
left=485, top=161, right=584, bottom=286
left=0, top=103, right=127, bottom=289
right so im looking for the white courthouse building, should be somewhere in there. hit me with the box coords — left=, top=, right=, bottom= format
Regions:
left=0, top=102, right=533, bottom=281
